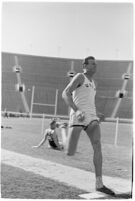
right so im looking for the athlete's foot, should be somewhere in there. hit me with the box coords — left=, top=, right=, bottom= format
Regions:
left=96, top=185, right=115, bottom=196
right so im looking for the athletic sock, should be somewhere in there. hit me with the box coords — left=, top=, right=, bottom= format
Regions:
left=96, top=176, right=103, bottom=189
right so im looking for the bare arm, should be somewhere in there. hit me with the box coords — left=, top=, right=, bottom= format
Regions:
left=62, top=73, right=84, bottom=112
left=96, top=110, right=105, bottom=122
left=32, top=131, right=48, bottom=148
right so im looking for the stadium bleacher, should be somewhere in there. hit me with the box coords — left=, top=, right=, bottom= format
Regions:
left=2, top=52, right=133, bottom=118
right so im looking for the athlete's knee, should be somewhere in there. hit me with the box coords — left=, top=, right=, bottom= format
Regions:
left=86, top=120, right=99, bottom=131
left=91, top=120, right=99, bottom=129
left=92, top=139, right=102, bottom=152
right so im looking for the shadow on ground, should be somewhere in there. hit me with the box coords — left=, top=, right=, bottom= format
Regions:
left=94, top=192, right=132, bottom=200
left=115, top=192, right=132, bottom=199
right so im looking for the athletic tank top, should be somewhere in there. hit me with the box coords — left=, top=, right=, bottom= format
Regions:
left=71, top=73, right=96, bottom=116
left=45, top=129, right=57, bottom=148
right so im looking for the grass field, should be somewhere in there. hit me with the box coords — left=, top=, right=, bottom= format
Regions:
left=1, top=117, right=133, bottom=199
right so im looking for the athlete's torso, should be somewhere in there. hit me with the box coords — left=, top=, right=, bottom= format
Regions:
left=45, top=128, right=57, bottom=147
left=71, top=73, right=96, bottom=116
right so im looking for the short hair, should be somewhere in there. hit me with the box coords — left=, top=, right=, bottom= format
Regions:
left=50, top=118, right=57, bottom=126
left=82, top=56, right=95, bottom=67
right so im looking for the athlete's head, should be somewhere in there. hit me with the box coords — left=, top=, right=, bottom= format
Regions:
left=50, top=118, right=57, bottom=130
left=82, top=56, right=97, bottom=75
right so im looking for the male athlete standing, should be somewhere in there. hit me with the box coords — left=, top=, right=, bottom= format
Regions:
left=62, top=56, right=115, bottom=196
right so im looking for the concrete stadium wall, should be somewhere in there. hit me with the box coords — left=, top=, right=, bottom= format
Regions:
left=2, top=52, right=133, bottom=118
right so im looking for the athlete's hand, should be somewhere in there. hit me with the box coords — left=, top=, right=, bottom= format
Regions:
left=97, top=112, right=105, bottom=122
left=76, top=110, right=85, bottom=122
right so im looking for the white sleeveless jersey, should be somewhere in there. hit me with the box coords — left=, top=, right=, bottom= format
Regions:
left=69, top=73, right=98, bottom=126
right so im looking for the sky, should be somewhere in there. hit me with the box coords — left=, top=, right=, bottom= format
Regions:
left=1, top=1, right=134, bottom=60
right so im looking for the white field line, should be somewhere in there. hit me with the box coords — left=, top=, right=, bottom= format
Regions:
left=1, top=149, right=131, bottom=193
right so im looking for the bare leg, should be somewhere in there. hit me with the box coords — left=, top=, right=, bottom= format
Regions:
left=65, top=126, right=83, bottom=156
left=85, top=121, right=116, bottom=195
left=60, top=127, right=67, bottom=147
left=85, top=121, right=103, bottom=188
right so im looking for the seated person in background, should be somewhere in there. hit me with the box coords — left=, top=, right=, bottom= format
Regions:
left=32, top=118, right=68, bottom=151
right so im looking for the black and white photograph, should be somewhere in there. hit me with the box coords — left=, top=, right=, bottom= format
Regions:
left=1, top=0, right=134, bottom=199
